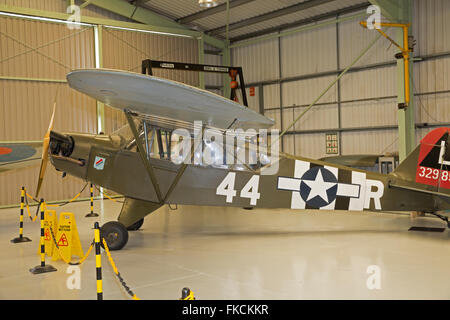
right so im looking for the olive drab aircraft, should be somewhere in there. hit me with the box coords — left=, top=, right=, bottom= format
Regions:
left=1, top=69, right=449, bottom=250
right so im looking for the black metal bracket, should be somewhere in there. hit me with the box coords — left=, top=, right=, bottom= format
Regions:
left=141, top=59, right=249, bottom=107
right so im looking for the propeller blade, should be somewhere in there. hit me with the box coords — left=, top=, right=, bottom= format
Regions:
left=35, top=101, right=56, bottom=198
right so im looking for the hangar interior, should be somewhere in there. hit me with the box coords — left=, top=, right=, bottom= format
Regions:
left=1, top=0, right=450, bottom=300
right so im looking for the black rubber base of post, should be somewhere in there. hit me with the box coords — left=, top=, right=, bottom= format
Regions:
left=85, top=212, right=99, bottom=217
left=10, top=236, right=32, bottom=243
left=29, top=264, right=57, bottom=274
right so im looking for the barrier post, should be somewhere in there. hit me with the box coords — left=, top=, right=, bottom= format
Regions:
left=180, top=287, right=195, bottom=300
left=11, top=187, right=32, bottom=243
left=94, top=222, right=103, bottom=300
left=30, top=199, right=57, bottom=274
left=86, top=183, right=99, bottom=217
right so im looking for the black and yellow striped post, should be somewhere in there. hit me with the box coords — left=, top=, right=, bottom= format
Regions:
left=85, top=183, right=99, bottom=217
left=30, top=199, right=57, bottom=274
left=180, top=287, right=195, bottom=300
left=94, top=222, right=103, bottom=300
left=11, top=187, right=32, bottom=243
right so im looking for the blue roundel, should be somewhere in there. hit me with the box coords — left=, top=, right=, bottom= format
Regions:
left=299, top=167, right=338, bottom=208
left=0, top=144, right=37, bottom=162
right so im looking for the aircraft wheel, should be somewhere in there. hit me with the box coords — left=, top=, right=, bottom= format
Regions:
left=127, top=218, right=144, bottom=231
left=100, top=221, right=128, bottom=251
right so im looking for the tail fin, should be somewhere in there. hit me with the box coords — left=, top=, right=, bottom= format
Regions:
left=392, top=127, right=450, bottom=193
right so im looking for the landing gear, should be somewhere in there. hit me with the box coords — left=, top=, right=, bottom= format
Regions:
left=100, top=221, right=129, bottom=251
left=428, top=212, right=450, bottom=228
left=127, top=218, right=144, bottom=231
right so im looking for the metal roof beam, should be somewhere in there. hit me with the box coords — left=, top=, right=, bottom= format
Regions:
left=207, top=0, right=336, bottom=36
left=230, top=2, right=370, bottom=43
left=81, top=0, right=226, bottom=48
left=177, top=0, right=256, bottom=24
left=369, top=0, right=404, bottom=23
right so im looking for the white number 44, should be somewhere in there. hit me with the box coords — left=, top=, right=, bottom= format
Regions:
left=216, top=173, right=261, bottom=205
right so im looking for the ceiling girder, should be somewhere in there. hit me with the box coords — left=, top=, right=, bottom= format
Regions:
left=177, top=0, right=256, bottom=25
left=230, top=2, right=370, bottom=43
left=206, top=0, right=337, bottom=36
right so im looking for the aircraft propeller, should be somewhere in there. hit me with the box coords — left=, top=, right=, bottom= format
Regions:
left=35, top=100, right=56, bottom=198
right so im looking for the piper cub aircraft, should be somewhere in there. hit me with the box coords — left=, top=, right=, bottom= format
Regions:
left=2, top=69, right=450, bottom=250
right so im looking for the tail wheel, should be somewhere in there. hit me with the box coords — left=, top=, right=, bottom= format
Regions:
left=127, top=218, right=144, bottom=231
left=100, top=221, right=129, bottom=251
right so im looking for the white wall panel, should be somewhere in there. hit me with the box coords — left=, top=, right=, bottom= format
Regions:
left=282, top=106, right=294, bottom=131
left=338, top=13, right=397, bottom=68
left=414, top=92, right=450, bottom=124
left=281, top=23, right=337, bottom=78
left=413, top=0, right=450, bottom=57
left=232, top=35, right=279, bottom=83
left=294, top=133, right=325, bottom=159
left=234, top=86, right=260, bottom=113
left=263, top=84, right=280, bottom=110
left=340, top=66, right=396, bottom=101
left=341, top=130, right=398, bottom=155
left=204, top=52, right=223, bottom=88
left=340, top=99, right=398, bottom=128
left=293, top=104, right=339, bottom=131
left=283, top=135, right=296, bottom=155
left=282, top=76, right=337, bottom=106
left=414, top=56, right=450, bottom=94
left=264, top=109, right=280, bottom=130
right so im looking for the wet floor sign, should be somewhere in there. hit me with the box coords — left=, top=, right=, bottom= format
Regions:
left=51, top=212, right=84, bottom=262
left=37, top=210, right=58, bottom=257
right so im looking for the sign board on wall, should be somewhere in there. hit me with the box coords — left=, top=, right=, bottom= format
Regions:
left=326, top=132, right=339, bottom=154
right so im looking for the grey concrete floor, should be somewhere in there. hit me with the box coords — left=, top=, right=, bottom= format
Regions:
left=1, top=199, right=450, bottom=300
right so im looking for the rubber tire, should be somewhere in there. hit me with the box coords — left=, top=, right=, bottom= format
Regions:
left=100, top=221, right=129, bottom=251
left=127, top=218, right=144, bottom=231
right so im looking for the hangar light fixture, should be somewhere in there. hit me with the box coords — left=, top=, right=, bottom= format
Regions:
left=199, top=0, right=219, bottom=8
left=104, top=25, right=193, bottom=38
left=0, top=11, right=193, bottom=39
left=0, top=11, right=90, bottom=27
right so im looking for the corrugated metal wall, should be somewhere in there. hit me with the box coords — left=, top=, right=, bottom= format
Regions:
left=0, top=1, right=199, bottom=205
left=232, top=0, right=450, bottom=160
left=102, top=27, right=199, bottom=134
left=0, top=16, right=96, bottom=205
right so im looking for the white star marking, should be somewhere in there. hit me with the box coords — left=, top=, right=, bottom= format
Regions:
left=303, top=169, right=337, bottom=203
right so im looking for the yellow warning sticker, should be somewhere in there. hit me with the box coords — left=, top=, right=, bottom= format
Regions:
left=52, top=212, right=83, bottom=262
left=37, top=210, right=58, bottom=257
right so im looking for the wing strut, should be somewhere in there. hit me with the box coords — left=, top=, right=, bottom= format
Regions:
left=124, top=109, right=163, bottom=203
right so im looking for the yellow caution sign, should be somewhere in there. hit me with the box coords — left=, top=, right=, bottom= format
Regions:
left=37, top=210, right=58, bottom=257
left=52, top=212, right=84, bottom=262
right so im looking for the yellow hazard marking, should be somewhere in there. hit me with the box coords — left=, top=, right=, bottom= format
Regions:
left=51, top=212, right=83, bottom=263
left=37, top=210, right=58, bottom=257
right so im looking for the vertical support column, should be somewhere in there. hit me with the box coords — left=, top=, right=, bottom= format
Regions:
left=258, top=84, right=264, bottom=115
left=278, top=32, right=284, bottom=152
left=94, top=25, right=105, bottom=222
left=94, top=25, right=105, bottom=134
left=396, top=1, right=415, bottom=162
left=336, top=14, right=343, bottom=156
left=198, top=34, right=205, bottom=90
left=222, top=43, right=231, bottom=99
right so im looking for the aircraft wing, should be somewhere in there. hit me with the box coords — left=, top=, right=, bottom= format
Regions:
left=0, top=141, right=42, bottom=173
left=319, top=154, right=382, bottom=167
left=66, top=69, right=275, bottom=130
